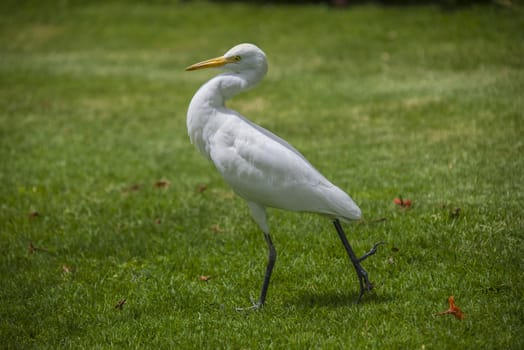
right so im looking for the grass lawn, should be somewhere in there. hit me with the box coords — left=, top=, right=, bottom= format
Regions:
left=1, top=0, right=523, bottom=348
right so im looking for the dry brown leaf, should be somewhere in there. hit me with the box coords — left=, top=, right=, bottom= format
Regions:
left=115, top=298, right=126, bottom=310
left=28, top=241, right=49, bottom=254
left=197, top=183, right=208, bottom=193
left=200, top=275, right=211, bottom=282
left=154, top=180, right=171, bottom=189
left=210, top=224, right=224, bottom=233
left=450, top=207, right=461, bottom=219
left=358, top=217, right=387, bottom=225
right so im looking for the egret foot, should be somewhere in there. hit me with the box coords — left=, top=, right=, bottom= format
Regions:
left=359, top=241, right=386, bottom=262
left=354, top=263, right=373, bottom=304
left=333, top=219, right=383, bottom=304
left=235, top=297, right=263, bottom=312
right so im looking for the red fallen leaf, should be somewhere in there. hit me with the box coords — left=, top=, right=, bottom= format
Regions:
left=28, top=211, right=40, bottom=219
left=436, top=296, right=465, bottom=320
left=200, top=275, right=211, bottom=281
left=115, top=298, right=126, bottom=310
left=154, top=180, right=171, bottom=189
left=393, top=196, right=412, bottom=208
left=197, top=183, right=208, bottom=193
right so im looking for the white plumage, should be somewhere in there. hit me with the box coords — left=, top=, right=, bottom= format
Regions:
left=186, top=43, right=381, bottom=309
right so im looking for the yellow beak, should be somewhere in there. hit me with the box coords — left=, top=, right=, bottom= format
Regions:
left=185, top=56, right=234, bottom=71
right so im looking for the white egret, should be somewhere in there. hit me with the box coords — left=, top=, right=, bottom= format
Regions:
left=186, top=43, right=383, bottom=309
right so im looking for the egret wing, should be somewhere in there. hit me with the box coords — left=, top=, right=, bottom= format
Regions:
left=209, top=112, right=361, bottom=221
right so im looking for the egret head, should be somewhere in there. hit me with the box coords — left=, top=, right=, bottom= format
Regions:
left=186, top=43, right=268, bottom=76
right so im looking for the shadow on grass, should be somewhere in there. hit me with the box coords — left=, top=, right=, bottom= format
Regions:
left=290, top=289, right=393, bottom=308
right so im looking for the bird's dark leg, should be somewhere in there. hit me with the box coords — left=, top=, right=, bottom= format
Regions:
left=237, top=231, right=276, bottom=311
left=257, top=232, right=276, bottom=307
left=358, top=241, right=386, bottom=263
left=333, top=219, right=382, bottom=303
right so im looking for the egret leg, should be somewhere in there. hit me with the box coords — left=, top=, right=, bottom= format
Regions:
left=237, top=231, right=276, bottom=311
left=333, top=219, right=382, bottom=303
left=258, top=232, right=277, bottom=307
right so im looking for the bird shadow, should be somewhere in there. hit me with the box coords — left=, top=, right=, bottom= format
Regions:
left=289, top=289, right=393, bottom=308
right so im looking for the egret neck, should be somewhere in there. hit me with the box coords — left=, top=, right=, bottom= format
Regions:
left=187, top=61, right=267, bottom=159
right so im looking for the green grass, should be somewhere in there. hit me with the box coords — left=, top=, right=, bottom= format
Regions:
left=1, top=1, right=523, bottom=348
